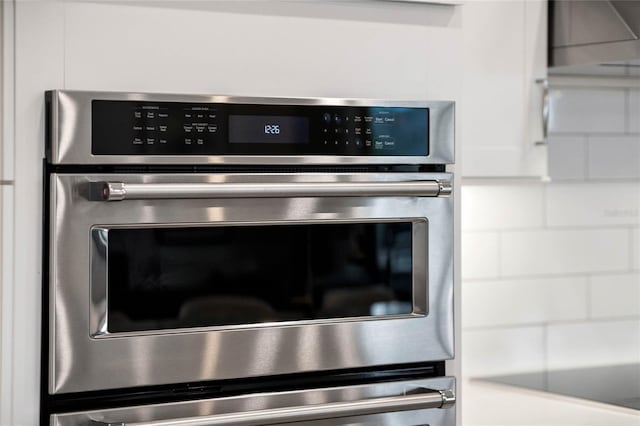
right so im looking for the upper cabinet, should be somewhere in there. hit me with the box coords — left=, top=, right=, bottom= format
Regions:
left=461, top=0, right=548, bottom=178
left=50, top=1, right=463, bottom=102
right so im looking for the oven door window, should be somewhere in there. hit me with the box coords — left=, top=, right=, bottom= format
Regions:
left=97, top=222, right=417, bottom=333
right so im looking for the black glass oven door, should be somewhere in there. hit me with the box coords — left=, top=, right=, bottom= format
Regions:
left=94, top=221, right=419, bottom=334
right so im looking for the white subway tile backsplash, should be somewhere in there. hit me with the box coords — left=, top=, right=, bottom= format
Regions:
left=629, top=90, right=639, bottom=134
left=462, top=81, right=640, bottom=377
left=461, top=232, right=499, bottom=280
left=547, top=136, right=587, bottom=180
left=548, top=88, right=626, bottom=134
left=547, top=320, right=640, bottom=369
left=588, top=136, right=640, bottom=180
left=461, top=184, right=544, bottom=231
left=462, top=327, right=546, bottom=377
left=500, top=229, right=630, bottom=276
left=462, top=277, right=588, bottom=328
left=591, top=273, right=640, bottom=319
left=546, top=182, right=640, bottom=227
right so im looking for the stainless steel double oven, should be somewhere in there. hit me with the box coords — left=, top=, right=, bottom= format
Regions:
left=44, top=90, right=456, bottom=425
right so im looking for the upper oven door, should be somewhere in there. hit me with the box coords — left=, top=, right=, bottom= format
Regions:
left=49, top=172, right=454, bottom=394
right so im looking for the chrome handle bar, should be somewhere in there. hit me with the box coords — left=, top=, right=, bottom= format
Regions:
left=96, top=180, right=452, bottom=201
left=90, top=388, right=455, bottom=426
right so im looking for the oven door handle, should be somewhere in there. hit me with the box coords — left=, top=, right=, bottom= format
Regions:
left=95, top=180, right=453, bottom=201
left=89, top=388, right=455, bottom=426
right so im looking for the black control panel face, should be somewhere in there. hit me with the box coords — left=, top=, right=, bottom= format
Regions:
left=92, top=100, right=429, bottom=156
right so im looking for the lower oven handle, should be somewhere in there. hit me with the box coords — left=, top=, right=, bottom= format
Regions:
left=90, top=388, right=455, bottom=426
left=95, top=180, right=452, bottom=201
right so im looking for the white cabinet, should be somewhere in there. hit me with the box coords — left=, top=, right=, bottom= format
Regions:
left=60, top=1, right=464, bottom=100
left=461, top=0, right=548, bottom=178
left=1, top=2, right=464, bottom=424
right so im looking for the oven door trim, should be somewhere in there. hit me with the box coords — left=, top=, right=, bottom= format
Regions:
left=50, top=172, right=454, bottom=394
left=90, top=218, right=428, bottom=339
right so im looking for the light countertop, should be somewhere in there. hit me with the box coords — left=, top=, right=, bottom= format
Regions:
left=462, top=379, right=640, bottom=426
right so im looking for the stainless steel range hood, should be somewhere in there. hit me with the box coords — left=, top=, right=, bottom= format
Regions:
left=551, top=0, right=640, bottom=73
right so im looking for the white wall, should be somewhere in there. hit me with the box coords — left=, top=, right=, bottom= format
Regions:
left=0, top=1, right=463, bottom=424
left=461, top=80, right=640, bottom=377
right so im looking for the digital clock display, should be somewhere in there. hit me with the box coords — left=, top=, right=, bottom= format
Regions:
left=229, top=115, right=309, bottom=144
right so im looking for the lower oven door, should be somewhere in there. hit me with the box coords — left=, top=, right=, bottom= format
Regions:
left=49, top=173, right=454, bottom=394
left=51, top=377, right=456, bottom=426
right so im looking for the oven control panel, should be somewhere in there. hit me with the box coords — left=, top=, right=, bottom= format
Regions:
left=91, top=101, right=429, bottom=156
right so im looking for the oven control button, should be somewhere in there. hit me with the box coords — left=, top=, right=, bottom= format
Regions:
left=208, top=125, right=217, bottom=133
left=159, top=125, right=167, bottom=132
left=134, top=111, right=142, bottom=119
left=133, top=125, right=143, bottom=131
left=355, top=137, right=362, bottom=146
left=133, top=137, right=143, bottom=145
left=333, top=113, right=342, bottom=125
left=196, top=138, right=204, bottom=145
left=158, top=112, right=169, bottom=119
left=159, top=138, right=168, bottom=144
left=146, top=138, right=155, bottom=145
left=146, top=112, right=155, bottom=119
left=185, top=138, right=192, bottom=145
left=322, top=112, right=331, bottom=124
left=183, top=125, right=193, bottom=133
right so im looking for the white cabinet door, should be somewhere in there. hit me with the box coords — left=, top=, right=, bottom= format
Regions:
left=62, top=1, right=463, bottom=101
left=461, top=0, right=548, bottom=178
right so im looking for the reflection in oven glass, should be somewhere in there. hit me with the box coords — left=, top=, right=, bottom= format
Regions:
left=107, top=222, right=414, bottom=332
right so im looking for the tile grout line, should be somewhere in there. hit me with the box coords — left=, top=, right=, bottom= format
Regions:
left=461, top=316, right=640, bottom=332
left=624, top=89, right=630, bottom=134
left=629, top=225, right=636, bottom=272
left=9, top=2, right=16, bottom=422
left=584, top=134, right=590, bottom=180
left=542, top=322, right=549, bottom=372
left=585, top=275, right=592, bottom=320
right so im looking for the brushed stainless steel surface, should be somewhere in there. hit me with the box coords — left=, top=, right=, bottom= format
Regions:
left=98, top=180, right=451, bottom=201
left=50, top=172, right=455, bottom=394
left=86, top=388, right=451, bottom=426
left=51, top=377, right=456, bottom=426
left=48, top=90, right=455, bottom=165
left=534, top=79, right=549, bottom=146
left=439, top=389, right=456, bottom=409
left=551, top=1, right=640, bottom=68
